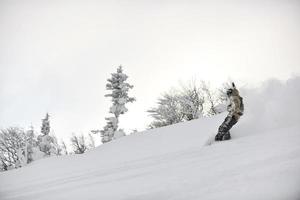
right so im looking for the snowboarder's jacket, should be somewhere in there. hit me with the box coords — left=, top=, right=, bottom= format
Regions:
left=227, top=86, right=244, bottom=120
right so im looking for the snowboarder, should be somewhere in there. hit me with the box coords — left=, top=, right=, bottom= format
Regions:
left=215, top=82, right=244, bottom=141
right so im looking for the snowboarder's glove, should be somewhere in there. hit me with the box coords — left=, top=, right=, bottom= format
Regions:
left=237, top=112, right=243, bottom=116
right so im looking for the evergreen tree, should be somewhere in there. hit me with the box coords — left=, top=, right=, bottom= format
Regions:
left=41, top=113, right=50, bottom=136
left=100, top=117, right=117, bottom=143
left=37, top=113, right=54, bottom=156
left=101, top=66, right=135, bottom=142
left=26, top=125, right=37, bottom=163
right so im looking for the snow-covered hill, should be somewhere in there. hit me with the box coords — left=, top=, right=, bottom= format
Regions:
left=1, top=78, right=300, bottom=200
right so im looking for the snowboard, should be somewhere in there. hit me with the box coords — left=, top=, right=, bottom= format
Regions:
left=204, top=132, right=231, bottom=146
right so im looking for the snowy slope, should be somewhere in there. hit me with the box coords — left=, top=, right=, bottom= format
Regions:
left=1, top=78, right=300, bottom=200
left=0, top=114, right=300, bottom=200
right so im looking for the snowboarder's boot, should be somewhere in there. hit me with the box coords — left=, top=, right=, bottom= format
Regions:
left=222, top=132, right=231, bottom=140
left=215, top=133, right=223, bottom=141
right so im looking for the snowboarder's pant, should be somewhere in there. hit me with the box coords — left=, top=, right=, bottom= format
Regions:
left=218, top=115, right=238, bottom=135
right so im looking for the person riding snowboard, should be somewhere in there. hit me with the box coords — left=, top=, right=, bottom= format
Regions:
left=215, top=82, right=244, bottom=141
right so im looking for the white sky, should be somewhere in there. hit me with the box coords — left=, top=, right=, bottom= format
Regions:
left=1, top=0, right=300, bottom=143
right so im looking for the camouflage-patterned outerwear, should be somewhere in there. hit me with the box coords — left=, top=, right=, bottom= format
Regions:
left=227, top=88, right=243, bottom=120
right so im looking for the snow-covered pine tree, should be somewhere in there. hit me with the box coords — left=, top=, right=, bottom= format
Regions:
left=37, top=113, right=54, bottom=156
left=41, top=113, right=50, bottom=136
left=101, top=66, right=135, bottom=142
left=100, top=117, right=117, bottom=143
left=105, top=66, right=136, bottom=120
left=26, top=125, right=37, bottom=163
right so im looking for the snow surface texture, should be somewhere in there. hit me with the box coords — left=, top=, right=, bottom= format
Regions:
left=1, top=77, right=300, bottom=200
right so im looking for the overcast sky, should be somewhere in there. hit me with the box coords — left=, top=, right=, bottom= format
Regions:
left=1, top=0, right=300, bottom=143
